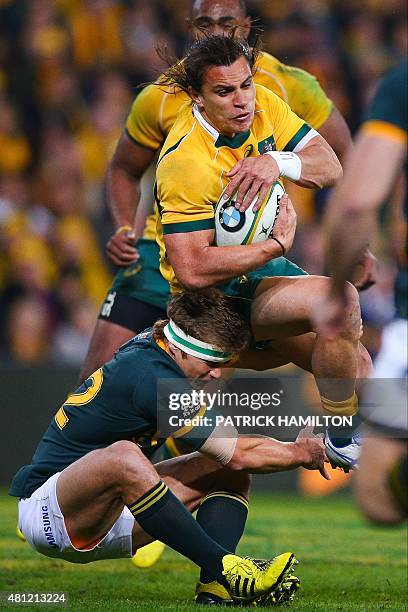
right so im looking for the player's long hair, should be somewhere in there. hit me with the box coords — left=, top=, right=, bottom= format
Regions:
left=157, top=32, right=261, bottom=94
left=153, top=288, right=251, bottom=354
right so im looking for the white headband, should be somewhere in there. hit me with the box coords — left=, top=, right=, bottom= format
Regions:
left=163, top=320, right=234, bottom=363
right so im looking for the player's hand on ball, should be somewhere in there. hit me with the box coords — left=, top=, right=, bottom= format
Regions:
left=224, top=154, right=281, bottom=212
left=270, top=194, right=297, bottom=254
left=295, top=426, right=331, bottom=480
left=106, top=225, right=140, bottom=266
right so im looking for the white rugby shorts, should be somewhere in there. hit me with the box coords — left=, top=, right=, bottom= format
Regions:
left=18, top=472, right=134, bottom=563
left=362, top=318, right=408, bottom=434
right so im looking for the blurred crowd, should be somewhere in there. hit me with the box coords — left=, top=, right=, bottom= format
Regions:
left=0, top=0, right=406, bottom=366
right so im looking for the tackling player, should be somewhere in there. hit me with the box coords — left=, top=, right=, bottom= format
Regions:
left=315, top=60, right=407, bottom=524
left=80, top=0, right=377, bottom=383
left=10, top=289, right=329, bottom=605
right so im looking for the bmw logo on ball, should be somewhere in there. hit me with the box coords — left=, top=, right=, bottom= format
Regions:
left=219, top=202, right=246, bottom=233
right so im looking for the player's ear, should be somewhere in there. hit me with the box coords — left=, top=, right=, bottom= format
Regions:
left=243, top=17, right=251, bottom=40
left=167, top=343, right=187, bottom=363
left=238, top=17, right=251, bottom=40
left=188, top=86, right=204, bottom=109
left=166, top=342, right=178, bottom=359
left=185, top=16, right=202, bottom=41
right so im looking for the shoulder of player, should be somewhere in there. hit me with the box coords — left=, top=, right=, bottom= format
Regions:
left=364, top=62, right=408, bottom=136
left=129, top=80, right=185, bottom=111
left=254, top=83, right=287, bottom=108
left=375, top=61, right=407, bottom=111
left=255, top=50, right=282, bottom=73
left=112, top=336, right=183, bottom=378
left=129, top=83, right=163, bottom=110
left=256, top=51, right=320, bottom=91
left=157, top=111, right=210, bottom=169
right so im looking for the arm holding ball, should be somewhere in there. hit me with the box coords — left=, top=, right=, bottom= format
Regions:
left=164, top=194, right=296, bottom=290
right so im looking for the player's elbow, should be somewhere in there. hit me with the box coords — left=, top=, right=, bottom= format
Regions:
left=302, top=154, right=342, bottom=189
left=176, top=269, right=213, bottom=290
left=322, top=154, right=343, bottom=187
left=227, top=455, right=247, bottom=471
left=108, top=158, right=136, bottom=181
left=332, top=157, right=343, bottom=184
left=227, top=448, right=254, bottom=471
left=179, top=276, right=210, bottom=290
left=339, top=201, right=374, bottom=219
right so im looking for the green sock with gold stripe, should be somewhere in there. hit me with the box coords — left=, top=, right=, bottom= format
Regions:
left=196, top=490, right=249, bottom=584
left=128, top=480, right=230, bottom=581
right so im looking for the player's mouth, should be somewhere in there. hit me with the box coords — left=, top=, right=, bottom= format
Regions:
left=232, top=112, right=251, bottom=122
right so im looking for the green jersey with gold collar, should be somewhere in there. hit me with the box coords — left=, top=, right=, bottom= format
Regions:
left=10, top=331, right=214, bottom=499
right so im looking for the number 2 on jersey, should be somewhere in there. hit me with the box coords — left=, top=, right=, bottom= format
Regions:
left=54, top=368, right=103, bottom=429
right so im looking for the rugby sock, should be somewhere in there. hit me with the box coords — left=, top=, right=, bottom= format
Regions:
left=128, top=481, right=229, bottom=582
left=322, top=392, right=361, bottom=445
left=196, top=491, right=249, bottom=584
left=321, top=392, right=359, bottom=418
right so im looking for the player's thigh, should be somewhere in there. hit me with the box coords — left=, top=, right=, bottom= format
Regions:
left=155, top=452, right=250, bottom=511
left=355, top=434, right=407, bottom=524
left=99, top=290, right=167, bottom=334
left=57, top=441, right=157, bottom=541
left=236, top=333, right=315, bottom=372
left=79, top=318, right=136, bottom=383
left=251, top=275, right=332, bottom=340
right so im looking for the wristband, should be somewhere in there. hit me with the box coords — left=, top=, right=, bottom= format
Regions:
left=265, top=151, right=302, bottom=181
left=271, top=236, right=286, bottom=256
left=115, top=224, right=133, bottom=235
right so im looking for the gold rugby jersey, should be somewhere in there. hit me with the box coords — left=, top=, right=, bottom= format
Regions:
left=125, top=51, right=333, bottom=240
left=155, top=84, right=314, bottom=293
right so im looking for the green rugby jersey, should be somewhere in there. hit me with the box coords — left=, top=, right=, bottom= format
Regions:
left=10, top=331, right=214, bottom=499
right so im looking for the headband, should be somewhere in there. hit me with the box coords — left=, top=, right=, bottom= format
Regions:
left=163, top=320, right=235, bottom=363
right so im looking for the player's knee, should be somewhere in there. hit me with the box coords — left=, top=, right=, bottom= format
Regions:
left=103, top=441, right=147, bottom=484
left=356, top=485, right=404, bottom=526
left=236, top=470, right=251, bottom=497
left=357, top=342, right=373, bottom=378
left=107, top=439, right=140, bottom=456
left=355, top=470, right=405, bottom=526
left=342, top=283, right=362, bottom=340
left=218, top=467, right=251, bottom=496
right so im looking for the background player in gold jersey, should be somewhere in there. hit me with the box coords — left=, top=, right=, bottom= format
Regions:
left=80, top=0, right=376, bottom=383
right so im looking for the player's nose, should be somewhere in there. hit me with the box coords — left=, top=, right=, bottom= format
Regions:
left=209, top=24, right=228, bottom=35
left=233, top=90, right=246, bottom=107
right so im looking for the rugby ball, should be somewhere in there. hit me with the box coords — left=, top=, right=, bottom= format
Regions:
left=215, top=181, right=284, bottom=246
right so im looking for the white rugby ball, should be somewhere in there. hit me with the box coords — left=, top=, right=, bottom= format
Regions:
left=215, top=181, right=284, bottom=246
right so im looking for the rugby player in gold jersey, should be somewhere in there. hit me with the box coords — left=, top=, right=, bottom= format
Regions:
left=155, top=35, right=369, bottom=418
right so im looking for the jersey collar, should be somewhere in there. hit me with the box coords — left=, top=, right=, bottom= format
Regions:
left=193, top=104, right=251, bottom=149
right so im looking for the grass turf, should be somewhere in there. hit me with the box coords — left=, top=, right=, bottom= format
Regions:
left=0, top=489, right=406, bottom=610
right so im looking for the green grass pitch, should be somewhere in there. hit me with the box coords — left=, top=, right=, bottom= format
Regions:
left=0, top=489, right=406, bottom=610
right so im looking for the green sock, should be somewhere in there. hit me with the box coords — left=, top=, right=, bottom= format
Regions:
left=128, top=481, right=229, bottom=583
left=196, top=490, right=249, bottom=584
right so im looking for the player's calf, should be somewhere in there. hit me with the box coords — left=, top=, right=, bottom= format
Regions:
left=355, top=435, right=407, bottom=524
